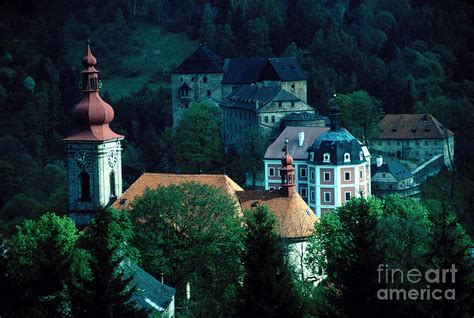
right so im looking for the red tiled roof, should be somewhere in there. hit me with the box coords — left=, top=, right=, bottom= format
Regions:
left=374, top=114, right=454, bottom=140
left=112, top=173, right=243, bottom=210
left=237, top=190, right=317, bottom=239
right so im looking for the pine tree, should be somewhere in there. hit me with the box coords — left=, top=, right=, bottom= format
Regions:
left=236, top=205, right=303, bottom=317
left=73, top=209, right=147, bottom=318
left=199, top=3, right=217, bottom=48
left=219, top=21, right=236, bottom=57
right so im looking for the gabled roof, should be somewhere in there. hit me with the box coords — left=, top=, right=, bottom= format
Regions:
left=237, top=190, right=317, bottom=239
left=219, top=83, right=302, bottom=111
left=112, top=173, right=243, bottom=210
left=375, top=114, right=454, bottom=140
left=371, top=158, right=413, bottom=180
left=172, top=44, right=223, bottom=74
left=121, top=260, right=175, bottom=313
left=265, top=126, right=329, bottom=160
left=283, top=112, right=327, bottom=121
left=222, top=57, right=307, bottom=84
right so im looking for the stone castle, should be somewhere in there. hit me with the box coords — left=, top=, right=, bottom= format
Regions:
left=171, top=44, right=325, bottom=150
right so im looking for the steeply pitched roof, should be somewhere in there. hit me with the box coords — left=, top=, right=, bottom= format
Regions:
left=112, top=173, right=243, bottom=210
left=222, top=57, right=307, bottom=84
left=121, top=260, right=175, bottom=313
left=219, top=83, right=301, bottom=111
left=237, top=191, right=317, bottom=239
left=172, top=44, right=223, bottom=74
left=264, top=126, right=329, bottom=160
left=375, top=114, right=454, bottom=140
left=283, top=112, right=327, bottom=121
left=371, top=158, right=413, bottom=180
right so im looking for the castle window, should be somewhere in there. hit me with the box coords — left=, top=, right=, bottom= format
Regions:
left=110, top=172, right=116, bottom=197
left=269, top=187, right=275, bottom=190
left=360, top=170, right=363, bottom=178
left=264, top=116, right=269, bottom=123
left=344, top=172, right=351, bottom=181
left=291, top=84, right=295, bottom=92
left=80, top=172, right=90, bottom=201
left=309, top=152, right=314, bottom=161
left=203, top=76, right=208, bottom=83
left=271, top=116, right=275, bottom=123
left=359, top=151, right=364, bottom=161
left=278, top=101, right=282, bottom=108
left=180, top=77, right=183, bottom=82
left=345, top=192, right=351, bottom=201
left=344, top=153, right=350, bottom=162
left=324, top=192, right=331, bottom=202
left=300, top=168, right=307, bottom=177
left=323, top=153, right=330, bottom=163
left=207, top=90, right=211, bottom=97
left=191, top=77, right=194, bottom=82
left=300, top=188, right=307, bottom=197
left=310, top=190, right=315, bottom=201
left=291, top=101, right=295, bottom=107
left=324, top=172, right=330, bottom=182
left=269, top=167, right=275, bottom=177
left=310, top=170, right=315, bottom=181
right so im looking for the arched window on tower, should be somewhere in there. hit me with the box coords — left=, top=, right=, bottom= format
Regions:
left=110, top=171, right=116, bottom=197
left=80, top=172, right=90, bottom=201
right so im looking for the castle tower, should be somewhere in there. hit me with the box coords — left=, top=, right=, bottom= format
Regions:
left=280, top=138, right=296, bottom=197
left=63, top=42, right=124, bottom=225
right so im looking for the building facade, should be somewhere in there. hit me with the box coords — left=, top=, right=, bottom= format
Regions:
left=371, top=114, right=454, bottom=168
left=220, top=83, right=316, bottom=148
left=63, top=43, right=124, bottom=226
left=370, top=157, right=420, bottom=198
left=264, top=108, right=371, bottom=219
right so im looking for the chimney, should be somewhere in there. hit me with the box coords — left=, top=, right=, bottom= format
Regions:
left=376, top=157, right=383, bottom=167
left=298, top=131, right=304, bottom=147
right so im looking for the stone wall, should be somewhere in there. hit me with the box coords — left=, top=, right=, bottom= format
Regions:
left=412, top=154, right=444, bottom=184
left=172, top=72, right=223, bottom=127
left=281, top=80, right=307, bottom=102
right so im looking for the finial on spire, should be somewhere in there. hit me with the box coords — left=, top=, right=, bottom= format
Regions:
left=82, top=40, right=97, bottom=68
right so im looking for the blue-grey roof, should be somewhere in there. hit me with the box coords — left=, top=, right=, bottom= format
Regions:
left=122, top=260, right=175, bottom=313
left=219, top=84, right=301, bottom=111
left=371, top=159, right=413, bottom=180
left=172, top=44, right=223, bottom=74
left=283, top=112, right=327, bottom=121
left=309, top=128, right=365, bottom=165
left=222, top=57, right=307, bottom=84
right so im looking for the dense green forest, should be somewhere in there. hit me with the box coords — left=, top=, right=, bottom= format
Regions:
left=0, top=0, right=474, bottom=234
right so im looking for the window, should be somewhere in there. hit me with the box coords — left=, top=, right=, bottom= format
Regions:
left=310, top=190, right=315, bottom=201
left=360, top=170, right=363, bottom=178
left=271, top=115, right=275, bottom=123
left=203, top=76, right=208, bottom=83
left=344, top=171, right=351, bottom=181
left=269, top=167, right=275, bottom=177
left=344, top=153, right=350, bottom=162
left=110, top=172, right=116, bottom=197
left=434, top=141, right=439, bottom=146
left=310, top=171, right=315, bottom=181
left=291, top=84, right=295, bottom=92
left=324, top=192, right=331, bottom=202
left=359, top=151, right=364, bottom=161
left=323, top=153, right=330, bottom=163
left=269, top=187, right=275, bottom=190
left=424, top=140, right=428, bottom=145
left=382, top=173, right=386, bottom=178
left=324, top=172, right=330, bottom=182
left=301, top=188, right=307, bottom=197
left=345, top=192, right=351, bottom=201
left=278, top=101, right=282, bottom=108
left=291, top=101, right=295, bottom=107
left=191, top=77, right=194, bottom=82
left=416, top=140, right=419, bottom=145
left=207, top=90, right=211, bottom=97
left=301, top=168, right=307, bottom=177
left=264, top=116, right=269, bottom=123
left=180, top=77, right=183, bottom=82
left=309, top=152, right=314, bottom=161
left=80, top=172, right=90, bottom=201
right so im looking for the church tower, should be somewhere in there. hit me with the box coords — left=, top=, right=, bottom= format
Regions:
left=280, top=138, right=296, bottom=197
left=63, top=42, right=124, bottom=225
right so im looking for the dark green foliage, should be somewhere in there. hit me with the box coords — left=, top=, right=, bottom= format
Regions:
left=130, top=182, right=244, bottom=317
left=236, top=205, right=303, bottom=318
left=72, top=209, right=146, bottom=317
left=173, top=101, right=223, bottom=173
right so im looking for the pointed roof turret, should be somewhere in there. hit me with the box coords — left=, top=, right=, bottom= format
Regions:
left=63, top=41, right=123, bottom=142
left=329, top=94, right=342, bottom=131
left=280, top=138, right=296, bottom=197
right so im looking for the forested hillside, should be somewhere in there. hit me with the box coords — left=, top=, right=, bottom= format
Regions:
left=0, top=0, right=473, bottom=235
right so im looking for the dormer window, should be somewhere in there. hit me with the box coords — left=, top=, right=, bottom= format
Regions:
left=323, top=153, right=330, bottom=163
left=309, top=152, right=314, bottom=161
left=344, top=153, right=350, bottom=163
left=359, top=151, right=364, bottom=161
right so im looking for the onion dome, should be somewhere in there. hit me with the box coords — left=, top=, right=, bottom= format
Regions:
left=309, top=104, right=365, bottom=165
left=63, top=42, right=123, bottom=142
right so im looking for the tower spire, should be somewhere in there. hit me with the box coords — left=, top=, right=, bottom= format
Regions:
left=280, top=138, right=296, bottom=197
left=63, top=41, right=123, bottom=141
left=329, top=94, right=342, bottom=131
